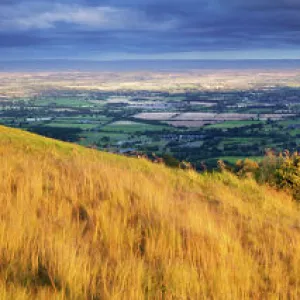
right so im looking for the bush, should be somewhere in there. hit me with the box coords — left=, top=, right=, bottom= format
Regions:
left=236, top=158, right=259, bottom=178
left=235, top=151, right=300, bottom=201
left=162, top=154, right=180, bottom=168
left=274, top=152, right=300, bottom=200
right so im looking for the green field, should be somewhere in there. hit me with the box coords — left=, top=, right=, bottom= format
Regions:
left=219, top=156, right=264, bottom=164
left=34, top=97, right=95, bottom=107
left=46, top=122, right=98, bottom=129
left=101, top=121, right=171, bottom=133
left=79, top=132, right=130, bottom=145
left=56, top=115, right=111, bottom=121
left=206, top=120, right=263, bottom=129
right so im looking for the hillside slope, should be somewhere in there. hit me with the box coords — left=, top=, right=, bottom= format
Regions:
left=0, top=125, right=299, bottom=299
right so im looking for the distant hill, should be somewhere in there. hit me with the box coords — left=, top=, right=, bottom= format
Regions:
left=0, top=125, right=299, bottom=299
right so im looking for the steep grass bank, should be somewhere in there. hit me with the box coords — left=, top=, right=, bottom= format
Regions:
left=0, top=125, right=299, bottom=299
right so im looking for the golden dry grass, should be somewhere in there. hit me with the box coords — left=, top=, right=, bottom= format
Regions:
left=0, top=125, right=300, bottom=299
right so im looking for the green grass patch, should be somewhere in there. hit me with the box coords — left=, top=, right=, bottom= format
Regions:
left=34, top=98, right=93, bottom=107
left=101, top=121, right=169, bottom=133
left=219, top=156, right=264, bottom=164
left=79, top=132, right=130, bottom=145
left=206, top=120, right=263, bottom=129
left=46, top=123, right=97, bottom=130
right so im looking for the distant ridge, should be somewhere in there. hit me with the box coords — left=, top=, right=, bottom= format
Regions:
left=1, top=59, right=300, bottom=72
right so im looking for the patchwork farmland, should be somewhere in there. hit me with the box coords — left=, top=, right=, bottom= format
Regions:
left=0, top=71, right=300, bottom=169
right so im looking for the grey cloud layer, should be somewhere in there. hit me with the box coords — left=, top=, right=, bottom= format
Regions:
left=1, top=0, right=300, bottom=58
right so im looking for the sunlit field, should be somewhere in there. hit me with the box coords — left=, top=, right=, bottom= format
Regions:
left=0, top=125, right=299, bottom=299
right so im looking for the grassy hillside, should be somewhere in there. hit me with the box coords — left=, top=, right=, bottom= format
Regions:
left=0, top=125, right=300, bottom=299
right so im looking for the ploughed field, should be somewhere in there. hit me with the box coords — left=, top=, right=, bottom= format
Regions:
left=134, top=112, right=294, bottom=127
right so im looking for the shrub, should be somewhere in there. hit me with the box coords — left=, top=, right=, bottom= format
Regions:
left=275, top=152, right=300, bottom=200
left=236, top=151, right=300, bottom=201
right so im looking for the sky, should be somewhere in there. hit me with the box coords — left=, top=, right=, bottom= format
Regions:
left=1, top=0, right=300, bottom=61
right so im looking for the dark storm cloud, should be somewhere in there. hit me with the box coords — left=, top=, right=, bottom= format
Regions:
left=0, top=0, right=300, bottom=59
left=0, top=32, right=46, bottom=47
